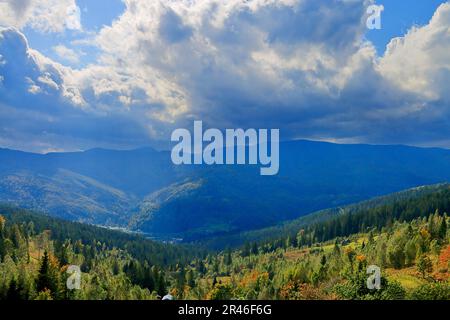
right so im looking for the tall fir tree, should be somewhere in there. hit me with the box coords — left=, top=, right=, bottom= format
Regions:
left=439, top=215, right=447, bottom=240
left=36, top=251, right=59, bottom=298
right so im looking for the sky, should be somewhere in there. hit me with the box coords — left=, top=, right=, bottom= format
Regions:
left=0, top=0, right=449, bottom=153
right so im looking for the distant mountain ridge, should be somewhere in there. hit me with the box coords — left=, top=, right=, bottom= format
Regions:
left=1, top=140, right=450, bottom=240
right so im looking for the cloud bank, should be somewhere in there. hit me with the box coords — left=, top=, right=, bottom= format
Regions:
left=1, top=0, right=450, bottom=152
left=0, top=0, right=81, bottom=32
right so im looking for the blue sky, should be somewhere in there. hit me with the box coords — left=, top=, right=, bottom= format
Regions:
left=24, top=0, right=126, bottom=68
left=77, top=0, right=125, bottom=31
left=1, top=0, right=450, bottom=153
left=366, top=0, right=448, bottom=54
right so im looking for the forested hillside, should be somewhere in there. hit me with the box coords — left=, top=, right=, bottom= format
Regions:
left=0, top=185, right=449, bottom=300
left=0, top=206, right=206, bottom=299
left=3, top=141, right=450, bottom=240
left=188, top=213, right=449, bottom=300
left=200, top=184, right=450, bottom=248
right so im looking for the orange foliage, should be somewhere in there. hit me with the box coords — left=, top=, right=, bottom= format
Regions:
left=170, top=287, right=179, bottom=297
left=431, top=245, right=450, bottom=281
left=0, top=215, right=5, bottom=229
left=356, top=255, right=366, bottom=263
left=279, top=280, right=299, bottom=300
left=284, top=250, right=308, bottom=261
left=438, top=245, right=450, bottom=267
left=280, top=281, right=335, bottom=300
left=239, top=271, right=269, bottom=288
left=434, top=245, right=450, bottom=281
left=48, top=252, right=60, bottom=269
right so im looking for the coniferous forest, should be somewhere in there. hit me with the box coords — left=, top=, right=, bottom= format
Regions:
left=0, top=185, right=449, bottom=300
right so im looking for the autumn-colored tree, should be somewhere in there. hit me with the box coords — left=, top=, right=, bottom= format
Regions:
left=438, top=245, right=450, bottom=273
left=35, top=289, right=53, bottom=300
left=207, top=283, right=233, bottom=300
left=417, top=254, right=433, bottom=278
left=0, top=215, right=5, bottom=233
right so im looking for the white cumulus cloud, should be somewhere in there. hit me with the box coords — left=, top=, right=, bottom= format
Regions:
left=0, top=0, right=82, bottom=33
left=53, top=45, right=81, bottom=64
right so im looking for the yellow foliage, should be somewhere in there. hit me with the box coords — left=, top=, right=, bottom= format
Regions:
left=0, top=214, right=5, bottom=230
left=344, top=247, right=354, bottom=255
left=420, top=228, right=430, bottom=239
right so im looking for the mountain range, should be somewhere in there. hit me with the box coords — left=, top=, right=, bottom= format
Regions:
left=1, top=140, right=450, bottom=241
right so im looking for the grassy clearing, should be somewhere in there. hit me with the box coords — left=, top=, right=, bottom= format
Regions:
left=385, top=267, right=427, bottom=291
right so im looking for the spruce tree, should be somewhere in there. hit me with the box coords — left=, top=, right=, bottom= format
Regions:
left=186, top=269, right=195, bottom=288
left=251, top=242, right=258, bottom=255
left=157, top=271, right=167, bottom=296
left=36, top=251, right=58, bottom=297
left=197, top=260, right=206, bottom=275
left=439, top=215, right=447, bottom=240
left=6, top=279, right=21, bottom=300
left=224, top=249, right=232, bottom=266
